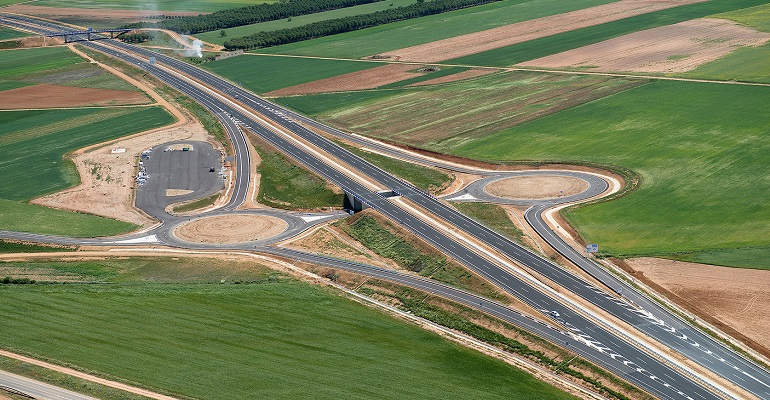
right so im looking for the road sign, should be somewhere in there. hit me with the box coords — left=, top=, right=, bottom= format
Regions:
left=586, top=244, right=599, bottom=253
left=149, top=56, right=156, bottom=65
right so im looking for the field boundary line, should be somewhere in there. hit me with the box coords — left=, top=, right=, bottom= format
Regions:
left=243, top=52, right=770, bottom=88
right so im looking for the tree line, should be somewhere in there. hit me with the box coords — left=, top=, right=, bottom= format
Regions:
left=223, top=0, right=500, bottom=50
left=122, top=0, right=384, bottom=34
left=119, top=32, right=154, bottom=43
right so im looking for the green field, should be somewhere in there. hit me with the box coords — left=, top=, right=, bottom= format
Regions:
left=450, top=0, right=770, bottom=67
left=714, top=2, right=770, bottom=32
left=29, top=0, right=277, bottom=13
left=0, top=26, right=28, bottom=40
left=257, top=0, right=615, bottom=58
left=680, top=3, right=770, bottom=83
left=452, top=202, right=523, bottom=243
left=0, top=107, right=173, bottom=200
left=204, top=54, right=376, bottom=93
left=0, top=199, right=136, bottom=237
left=254, top=139, right=344, bottom=209
left=683, top=43, right=770, bottom=83
left=196, top=0, right=418, bottom=45
left=449, top=80, right=770, bottom=265
left=279, top=71, right=644, bottom=151
left=0, top=258, right=574, bottom=399
left=0, top=46, right=140, bottom=92
left=0, top=107, right=173, bottom=236
left=668, top=247, right=770, bottom=271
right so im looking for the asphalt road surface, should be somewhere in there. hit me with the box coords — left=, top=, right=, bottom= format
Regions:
left=0, top=370, right=97, bottom=400
left=1, top=14, right=769, bottom=400
left=136, top=140, right=224, bottom=219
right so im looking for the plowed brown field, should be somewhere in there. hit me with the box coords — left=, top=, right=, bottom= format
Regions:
left=265, top=63, right=425, bottom=96
left=520, top=18, right=770, bottom=73
left=383, top=0, right=707, bottom=63
left=4, top=5, right=201, bottom=23
left=0, top=84, right=149, bottom=109
left=624, top=257, right=770, bottom=355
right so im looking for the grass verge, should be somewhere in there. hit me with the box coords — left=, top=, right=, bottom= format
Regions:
left=338, top=141, right=452, bottom=193
left=171, top=192, right=221, bottom=213
left=339, top=211, right=506, bottom=301
left=251, top=134, right=343, bottom=209
left=0, top=240, right=76, bottom=254
left=452, top=202, right=523, bottom=243
left=0, top=356, right=150, bottom=400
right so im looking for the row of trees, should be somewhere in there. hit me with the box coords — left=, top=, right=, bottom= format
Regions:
left=122, top=0, right=384, bottom=34
left=223, top=0, right=500, bottom=50
left=119, top=32, right=154, bottom=43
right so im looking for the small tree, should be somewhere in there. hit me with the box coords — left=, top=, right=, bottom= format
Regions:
left=220, top=29, right=227, bottom=37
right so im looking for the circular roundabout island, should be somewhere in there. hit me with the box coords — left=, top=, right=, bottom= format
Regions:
left=174, top=214, right=288, bottom=244
left=484, top=175, right=589, bottom=200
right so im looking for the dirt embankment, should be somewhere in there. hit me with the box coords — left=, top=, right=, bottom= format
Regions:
left=619, top=257, right=770, bottom=359
left=174, top=215, right=288, bottom=244
left=520, top=18, right=770, bottom=73
left=485, top=175, right=589, bottom=200
left=382, top=0, right=707, bottom=63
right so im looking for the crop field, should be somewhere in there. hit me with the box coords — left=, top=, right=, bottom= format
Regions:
left=203, top=54, right=376, bottom=94
left=714, top=2, right=770, bottom=32
left=0, top=199, right=135, bottom=237
left=0, top=257, right=574, bottom=399
left=681, top=4, right=770, bottom=83
left=0, top=46, right=140, bottom=92
left=28, top=0, right=276, bottom=13
left=451, top=80, right=770, bottom=266
left=683, top=43, right=770, bottom=83
left=450, top=0, right=770, bottom=67
left=0, top=26, right=28, bottom=41
left=279, top=71, right=644, bottom=151
left=196, top=0, right=418, bottom=45
left=0, top=47, right=83, bottom=81
left=0, top=107, right=174, bottom=201
left=257, top=0, right=614, bottom=59
left=669, top=247, right=770, bottom=271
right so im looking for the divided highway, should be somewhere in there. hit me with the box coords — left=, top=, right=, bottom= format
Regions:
left=2, top=14, right=768, bottom=400
left=75, top=39, right=727, bottom=400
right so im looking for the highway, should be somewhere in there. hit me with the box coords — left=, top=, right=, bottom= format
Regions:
left=0, top=370, right=97, bottom=400
left=1, top=14, right=768, bottom=400
left=94, top=36, right=770, bottom=400
left=77, top=37, right=725, bottom=400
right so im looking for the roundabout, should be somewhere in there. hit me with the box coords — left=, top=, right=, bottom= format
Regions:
left=444, top=170, right=609, bottom=206
left=173, top=214, right=289, bottom=244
